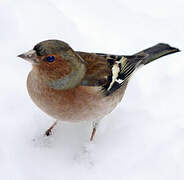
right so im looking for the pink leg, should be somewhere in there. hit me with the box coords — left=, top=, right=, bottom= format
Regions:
left=45, top=121, right=57, bottom=136
left=90, top=121, right=99, bottom=141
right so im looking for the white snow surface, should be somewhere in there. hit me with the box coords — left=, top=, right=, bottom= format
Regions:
left=0, top=0, right=184, bottom=179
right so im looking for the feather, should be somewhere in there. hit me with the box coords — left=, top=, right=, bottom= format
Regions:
left=77, top=51, right=145, bottom=96
left=98, top=54, right=144, bottom=95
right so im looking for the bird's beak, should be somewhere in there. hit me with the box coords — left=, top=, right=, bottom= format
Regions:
left=17, top=50, right=39, bottom=64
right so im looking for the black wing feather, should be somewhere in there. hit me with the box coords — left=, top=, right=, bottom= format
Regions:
left=98, top=54, right=145, bottom=96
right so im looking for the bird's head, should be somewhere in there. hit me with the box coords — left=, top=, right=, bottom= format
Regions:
left=18, top=39, right=86, bottom=90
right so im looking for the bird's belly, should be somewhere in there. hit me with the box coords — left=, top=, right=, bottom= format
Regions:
left=27, top=73, right=127, bottom=122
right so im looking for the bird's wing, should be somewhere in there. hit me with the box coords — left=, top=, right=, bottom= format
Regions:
left=77, top=51, right=145, bottom=96
left=77, top=51, right=112, bottom=87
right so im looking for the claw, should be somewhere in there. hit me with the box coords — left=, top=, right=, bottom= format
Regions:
left=44, top=121, right=57, bottom=136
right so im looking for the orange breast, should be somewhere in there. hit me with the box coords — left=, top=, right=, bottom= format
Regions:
left=27, top=71, right=128, bottom=122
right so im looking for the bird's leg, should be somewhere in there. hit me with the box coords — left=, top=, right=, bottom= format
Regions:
left=45, top=120, right=58, bottom=136
left=90, top=121, right=99, bottom=141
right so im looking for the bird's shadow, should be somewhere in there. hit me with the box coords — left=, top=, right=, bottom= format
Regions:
left=30, top=107, right=151, bottom=167
left=31, top=115, right=96, bottom=167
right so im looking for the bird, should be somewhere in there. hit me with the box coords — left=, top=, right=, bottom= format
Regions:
left=18, top=39, right=180, bottom=141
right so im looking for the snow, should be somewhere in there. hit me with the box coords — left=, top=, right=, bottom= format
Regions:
left=0, top=0, right=184, bottom=179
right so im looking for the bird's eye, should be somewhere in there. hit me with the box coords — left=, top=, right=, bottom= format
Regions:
left=46, top=56, right=55, bottom=62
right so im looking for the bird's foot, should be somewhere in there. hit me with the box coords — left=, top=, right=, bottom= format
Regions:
left=44, top=121, right=57, bottom=136
left=45, top=129, right=52, bottom=136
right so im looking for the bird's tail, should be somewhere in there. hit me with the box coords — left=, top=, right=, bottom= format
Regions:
left=97, top=43, right=179, bottom=96
left=134, top=43, right=180, bottom=65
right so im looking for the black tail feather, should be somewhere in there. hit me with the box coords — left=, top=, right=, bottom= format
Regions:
left=134, top=43, right=180, bottom=65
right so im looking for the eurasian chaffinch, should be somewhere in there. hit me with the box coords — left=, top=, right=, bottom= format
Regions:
left=18, top=40, right=179, bottom=141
